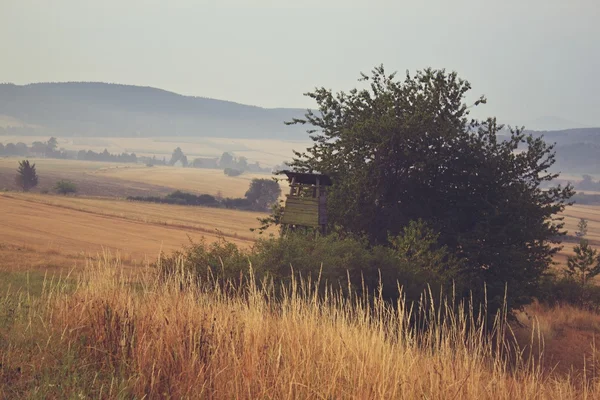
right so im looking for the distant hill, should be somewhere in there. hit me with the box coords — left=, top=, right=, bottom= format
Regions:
left=0, top=82, right=309, bottom=139
left=526, top=127, right=600, bottom=145
left=524, top=116, right=589, bottom=131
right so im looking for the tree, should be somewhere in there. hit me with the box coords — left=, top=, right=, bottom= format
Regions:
left=576, top=218, right=589, bottom=238
left=286, top=65, right=574, bottom=313
left=579, top=175, right=596, bottom=191
left=566, top=240, right=600, bottom=288
left=47, top=137, right=58, bottom=151
left=5, top=143, right=17, bottom=155
left=31, top=141, right=47, bottom=155
left=54, top=179, right=77, bottom=195
left=219, top=152, right=235, bottom=168
left=169, top=147, right=186, bottom=166
left=46, top=137, right=58, bottom=156
left=14, top=143, right=28, bottom=156
left=245, top=178, right=282, bottom=211
left=236, top=156, right=248, bottom=171
left=15, top=160, right=39, bottom=191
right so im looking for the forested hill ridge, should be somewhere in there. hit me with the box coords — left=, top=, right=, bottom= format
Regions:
left=1, top=82, right=599, bottom=145
left=0, top=82, right=308, bottom=139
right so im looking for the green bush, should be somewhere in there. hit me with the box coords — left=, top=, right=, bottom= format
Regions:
left=158, top=227, right=456, bottom=306
left=54, top=179, right=77, bottom=195
left=157, top=237, right=249, bottom=286
left=537, top=274, right=600, bottom=312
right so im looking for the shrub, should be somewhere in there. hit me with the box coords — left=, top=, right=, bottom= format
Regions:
left=157, top=237, right=249, bottom=285
left=127, top=191, right=219, bottom=207
left=224, top=168, right=243, bottom=177
left=159, top=230, right=452, bottom=306
left=54, top=179, right=77, bottom=195
left=537, top=274, right=600, bottom=312
left=222, top=197, right=253, bottom=210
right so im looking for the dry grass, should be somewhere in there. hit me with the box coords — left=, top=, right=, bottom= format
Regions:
left=0, top=193, right=266, bottom=271
left=515, top=301, right=600, bottom=377
left=3, top=256, right=600, bottom=398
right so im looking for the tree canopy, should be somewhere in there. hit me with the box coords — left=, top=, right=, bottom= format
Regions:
left=245, top=178, right=282, bottom=212
left=287, top=65, right=574, bottom=311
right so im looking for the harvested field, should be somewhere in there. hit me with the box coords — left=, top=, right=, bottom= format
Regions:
left=0, top=193, right=267, bottom=271
left=0, top=157, right=286, bottom=198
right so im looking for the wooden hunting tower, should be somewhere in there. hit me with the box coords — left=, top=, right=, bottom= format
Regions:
left=279, top=170, right=332, bottom=235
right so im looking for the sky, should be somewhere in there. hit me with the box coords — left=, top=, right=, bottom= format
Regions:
left=2, top=0, right=599, bottom=128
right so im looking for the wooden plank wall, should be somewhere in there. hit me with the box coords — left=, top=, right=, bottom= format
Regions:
left=281, top=197, right=320, bottom=227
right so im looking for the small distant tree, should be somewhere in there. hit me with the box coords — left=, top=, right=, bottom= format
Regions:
left=30, top=141, right=47, bottom=155
left=580, top=175, right=595, bottom=190
left=236, top=156, right=248, bottom=171
left=5, top=143, right=17, bottom=155
left=566, top=239, right=600, bottom=288
left=219, top=152, right=235, bottom=168
left=46, top=137, right=58, bottom=156
left=245, top=178, right=282, bottom=211
left=54, top=180, right=77, bottom=195
left=576, top=218, right=589, bottom=238
left=169, top=147, right=186, bottom=166
left=14, top=143, right=28, bottom=156
left=15, top=160, right=39, bottom=191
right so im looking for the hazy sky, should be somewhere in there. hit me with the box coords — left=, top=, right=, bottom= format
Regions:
left=2, top=0, right=599, bottom=127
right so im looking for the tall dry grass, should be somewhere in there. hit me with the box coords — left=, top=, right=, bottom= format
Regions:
left=4, top=255, right=600, bottom=398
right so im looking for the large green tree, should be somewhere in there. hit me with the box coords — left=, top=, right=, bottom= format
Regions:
left=245, top=178, right=282, bottom=212
left=287, top=65, right=574, bottom=311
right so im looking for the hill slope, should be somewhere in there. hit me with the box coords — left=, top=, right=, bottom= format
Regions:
left=0, top=82, right=308, bottom=139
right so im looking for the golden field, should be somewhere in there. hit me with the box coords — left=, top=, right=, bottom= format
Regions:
left=0, top=193, right=271, bottom=272
left=91, top=164, right=279, bottom=197
left=0, top=157, right=286, bottom=198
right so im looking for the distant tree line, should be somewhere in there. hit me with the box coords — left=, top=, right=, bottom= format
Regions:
left=0, top=137, right=139, bottom=164
left=76, top=149, right=138, bottom=163
left=168, top=147, right=271, bottom=174
left=128, top=178, right=281, bottom=212
left=0, top=137, right=69, bottom=158
left=577, top=175, right=600, bottom=191
left=0, top=137, right=277, bottom=172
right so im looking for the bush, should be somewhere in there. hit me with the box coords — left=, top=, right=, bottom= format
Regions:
left=222, top=197, right=253, bottom=210
left=157, top=237, right=249, bottom=285
left=224, top=168, right=243, bottom=177
left=536, top=274, right=600, bottom=312
left=54, top=179, right=77, bottom=195
left=158, top=230, right=452, bottom=306
left=127, top=191, right=219, bottom=207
